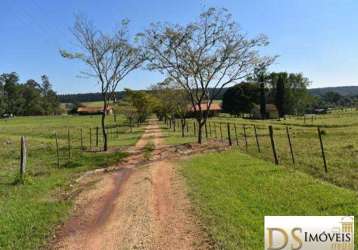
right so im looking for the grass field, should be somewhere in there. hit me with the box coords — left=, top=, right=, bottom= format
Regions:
left=80, top=101, right=104, bottom=107
left=180, top=149, right=358, bottom=249
left=0, top=115, right=144, bottom=249
left=209, top=111, right=358, bottom=191
left=162, top=110, right=358, bottom=192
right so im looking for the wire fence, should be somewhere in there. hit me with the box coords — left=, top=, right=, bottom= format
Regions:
left=0, top=122, right=139, bottom=183
left=163, top=118, right=358, bottom=191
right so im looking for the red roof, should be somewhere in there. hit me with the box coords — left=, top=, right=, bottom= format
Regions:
left=77, top=105, right=112, bottom=113
left=189, top=103, right=221, bottom=112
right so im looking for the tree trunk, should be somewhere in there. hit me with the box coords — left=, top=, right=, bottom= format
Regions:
left=198, top=122, right=203, bottom=144
left=113, top=110, right=117, bottom=123
left=260, top=82, right=266, bottom=119
left=102, top=100, right=108, bottom=151
left=181, top=118, right=185, bottom=137
left=197, top=121, right=204, bottom=144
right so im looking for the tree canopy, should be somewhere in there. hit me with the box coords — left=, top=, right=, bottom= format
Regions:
left=142, top=7, right=274, bottom=143
left=0, top=72, right=60, bottom=116
left=222, top=72, right=313, bottom=117
left=222, top=82, right=260, bottom=115
left=61, top=16, right=145, bottom=151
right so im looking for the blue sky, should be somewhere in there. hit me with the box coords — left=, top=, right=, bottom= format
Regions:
left=1, top=0, right=358, bottom=94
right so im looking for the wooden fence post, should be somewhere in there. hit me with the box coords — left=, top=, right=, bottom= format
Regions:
left=209, top=122, right=212, bottom=137
left=181, top=121, right=184, bottom=137
left=80, top=128, right=83, bottom=150
left=253, top=125, right=261, bottom=153
left=130, top=119, right=133, bottom=133
left=193, top=121, right=196, bottom=136
left=173, top=119, right=176, bottom=132
left=243, top=125, right=248, bottom=151
left=268, top=126, right=279, bottom=165
left=234, top=124, right=239, bottom=146
left=96, top=127, right=99, bottom=147
left=227, top=123, right=232, bottom=146
left=214, top=123, right=217, bottom=139
left=20, top=136, right=27, bottom=180
left=286, top=127, right=295, bottom=165
left=89, top=128, right=92, bottom=150
left=317, top=127, right=328, bottom=173
left=219, top=123, right=223, bottom=142
left=68, top=128, right=71, bottom=162
left=55, top=133, right=60, bottom=168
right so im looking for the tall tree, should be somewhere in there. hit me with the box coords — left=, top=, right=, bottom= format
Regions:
left=41, top=75, right=59, bottom=115
left=222, top=82, right=260, bottom=116
left=142, top=8, right=274, bottom=143
left=0, top=72, right=60, bottom=116
left=275, top=74, right=286, bottom=117
left=268, top=72, right=311, bottom=115
left=150, top=78, right=178, bottom=122
left=22, top=80, right=43, bottom=116
left=151, top=78, right=190, bottom=136
left=0, top=72, right=20, bottom=114
left=115, top=100, right=138, bottom=132
left=0, top=80, right=5, bottom=115
left=61, top=17, right=145, bottom=151
left=123, top=89, right=154, bottom=123
left=253, top=66, right=269, bottom=119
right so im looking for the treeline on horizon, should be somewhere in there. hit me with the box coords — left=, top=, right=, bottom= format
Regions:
left=1, top=70, right=357, bottom=117
left=59, top=84, right=358, bottom=111
left=222, top=73, right=358, bottom=117
left=58, top=88, right=228, bottom=104
left=0, top=72, right=60, bottom=116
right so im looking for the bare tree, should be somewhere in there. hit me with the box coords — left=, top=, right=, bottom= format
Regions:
left=142, top=8, right=275, bottom=143
left=115, top=100, right=138, bottom=132
left=61, top=16, right=145, bottom=151
left=151, top=78, right=190, bottom=137
left=150, top=79, right=177, bottom=123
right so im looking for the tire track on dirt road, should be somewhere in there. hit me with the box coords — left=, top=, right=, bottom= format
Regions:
left=52, top=119, right=214, bottom=250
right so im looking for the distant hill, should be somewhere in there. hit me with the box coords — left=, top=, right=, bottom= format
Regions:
left=58, top=88, right=229, bottom=103
left=59, top=86, right=358, bottom=103
left=309, top=86, right=358, bottom=96
left=58, top=91, right=125, bottom=103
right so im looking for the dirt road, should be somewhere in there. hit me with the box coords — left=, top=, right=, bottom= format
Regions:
left=52, top=120, right=213, bottom=250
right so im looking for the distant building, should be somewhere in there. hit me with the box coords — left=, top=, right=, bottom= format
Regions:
left=187, top=103, right=222, bottom=117
left=77, top=105, right=113, bottom=115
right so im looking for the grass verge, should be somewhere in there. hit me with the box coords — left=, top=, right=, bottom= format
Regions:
left=0, top=115, right=144, bottom=249
left=180, top=149, right=358, bottom=249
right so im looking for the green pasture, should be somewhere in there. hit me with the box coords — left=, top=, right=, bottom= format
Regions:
left=180, top=149, right=358, bottom=249
left=80, top=101, right=104, bottom=107
left=0, top=115, right=144, bottom=249
left=162, top=110, right=358, bottom=192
